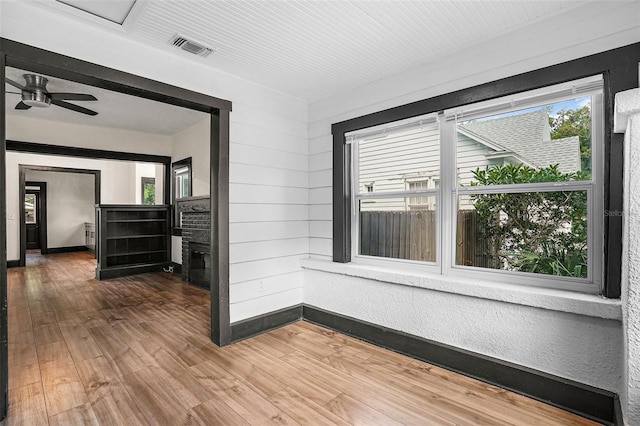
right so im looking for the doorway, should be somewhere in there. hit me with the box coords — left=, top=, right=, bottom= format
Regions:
left=19, top=166, right=99, bottom=267
left=24, top=181, right=47, bottom=252
left=1, top=38, right=232, bottom=420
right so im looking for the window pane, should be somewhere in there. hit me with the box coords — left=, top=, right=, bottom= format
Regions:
left=175, top=171, right=190, bottom=199
left=357, top=117, right=440, bottom=194
left=456, top=97, right=592, bottom=186
left=25, top=194, right=36, bottom=223
left=359, top=197, right=436, bottom=262
left=456, top=190, right=588, bottom=278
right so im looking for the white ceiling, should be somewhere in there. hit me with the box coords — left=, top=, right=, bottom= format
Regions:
left=38, top=0, right=599, bottom=103
left=104, top=0, right=589, bottom=102
left=4, top=1, right=633, bottom=134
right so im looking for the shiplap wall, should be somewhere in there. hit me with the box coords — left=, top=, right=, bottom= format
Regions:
left=1, top=0, right=308, bottom=323
left=227, top=103, right=308, bottom=322
left=170, top=112, right=308, bottom=322
left=305, top=2, right=638, bottom=394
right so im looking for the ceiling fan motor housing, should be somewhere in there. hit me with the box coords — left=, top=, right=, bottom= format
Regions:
left=21, top=74, right=51, bottom=107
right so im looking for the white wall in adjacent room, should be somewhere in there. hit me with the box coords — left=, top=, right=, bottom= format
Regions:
left=6, top=152, right=139, bottom=260
left=24, top=169, right=95, bottom=249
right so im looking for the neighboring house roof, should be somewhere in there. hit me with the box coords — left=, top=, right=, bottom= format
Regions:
left=458, top=109, right=581, bottom=174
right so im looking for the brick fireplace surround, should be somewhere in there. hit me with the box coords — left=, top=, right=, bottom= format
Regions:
left=176, top=196, right=210, bottom=286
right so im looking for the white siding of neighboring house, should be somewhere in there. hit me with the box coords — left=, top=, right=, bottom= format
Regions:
left=356, top=123, right=499, bottom=211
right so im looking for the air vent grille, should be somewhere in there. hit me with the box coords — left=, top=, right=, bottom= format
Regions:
left=169, top=34, right=214, bottom=58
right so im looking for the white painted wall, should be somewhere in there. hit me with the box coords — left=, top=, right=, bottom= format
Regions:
left=6, top=151, right=138, bottom=260
left=2, top=1, right=308, bottom=323
left=24, top=169, right=95, bottom=249
left=306, top=2, right=639, bottom=396
left=6, top=115, right=172, bottom=156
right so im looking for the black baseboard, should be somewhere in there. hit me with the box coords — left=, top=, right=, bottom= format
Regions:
left=45, top=246, right=89, bottom=254
left=6, top=260, right=20, bottom=268
left=96, top=263, right=165, bottom=280
left=230, top=304, right=303, bottom=343
left=302, top=305, right=616, bottom=426
left=614, top=395, right=624, bottom=425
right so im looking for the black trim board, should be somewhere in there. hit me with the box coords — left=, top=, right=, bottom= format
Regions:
left=0, top=48, right=7, bottom=422
left=96, top=263, right=168, bottom=280
left=0, top=39, right=232, bottom=113
left=6, top=261, right=19, bottom=269
left=302, top=305, right=617, bottom=425
left=7, top=140, right=171, bottom=165
left=614, top=395, right=624, bottom=426
left=45, top=246, right=89, bottom=255
left=230, top=305, right=303, bottom=343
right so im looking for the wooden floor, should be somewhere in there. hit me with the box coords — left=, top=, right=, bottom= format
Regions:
left=4, top=251, right=599, bottom=425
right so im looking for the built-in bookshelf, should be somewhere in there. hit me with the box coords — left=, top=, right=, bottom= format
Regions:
left=95, top=204, right=170, bottom=280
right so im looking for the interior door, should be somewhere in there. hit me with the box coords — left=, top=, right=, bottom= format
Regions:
left=25, top=191, right=40, bottom=250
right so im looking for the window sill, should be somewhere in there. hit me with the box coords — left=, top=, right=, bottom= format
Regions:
left=300, top=258, right=622, bottom=321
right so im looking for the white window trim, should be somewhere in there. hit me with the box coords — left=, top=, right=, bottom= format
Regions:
left=348, top=76, right=604, bottom=294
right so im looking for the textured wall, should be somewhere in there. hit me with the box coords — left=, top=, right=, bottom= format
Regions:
left=618, top=88, right=640, bottom=425
left=304, top=268, right=623, bottom=393
left=305, top=2, right=637, bottom=397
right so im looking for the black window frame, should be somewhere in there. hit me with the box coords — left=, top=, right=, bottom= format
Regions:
left=171, top=157, right=192, bottom=236
left=332, top=42, right=640, bottom=299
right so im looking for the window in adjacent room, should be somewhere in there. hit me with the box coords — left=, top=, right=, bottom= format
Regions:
left=141, top=177, right=156, bottom=205
left=171, top=157, right=192, bottom=231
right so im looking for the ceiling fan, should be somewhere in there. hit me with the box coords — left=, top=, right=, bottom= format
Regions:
left=5, top=74, right=98, bottom=116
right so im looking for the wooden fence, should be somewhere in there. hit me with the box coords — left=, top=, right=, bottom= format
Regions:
left=360, top=210, right=498, bottom=267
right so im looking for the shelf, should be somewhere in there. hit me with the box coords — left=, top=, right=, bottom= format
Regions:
left=96, top=204, right=171, bottom=280
left=107, top=219, right=167, bottom=223
left=106, top=234, right=167, bottom=240
left=106, top=249, right=167, bottom=258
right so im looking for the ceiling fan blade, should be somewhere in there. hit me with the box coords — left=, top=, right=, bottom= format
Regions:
left=5, top=78, right=26, bottom=91
left=15, top=101, right=31, bottom=110
left=6, top=91, right=22, bottom=95
left=50, top=93, right=97, bottom=101
left=51, top=99, right=98, bottom=116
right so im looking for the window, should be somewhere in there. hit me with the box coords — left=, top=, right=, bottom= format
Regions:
left=25, top=194, right=36, bottom=223
left=350, top=114, right=440, bottom=264
left=171, top=157, right=192, bottom=231
left=141, top=177, right=155, bottom=205
left=345, top=76, right=603, bottom=293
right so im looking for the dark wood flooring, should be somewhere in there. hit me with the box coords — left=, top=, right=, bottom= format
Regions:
left=3, top=251, right=600, bottom=425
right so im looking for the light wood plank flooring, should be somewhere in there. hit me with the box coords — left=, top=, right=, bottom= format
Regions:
left=4, top=251, right=600, bottom=425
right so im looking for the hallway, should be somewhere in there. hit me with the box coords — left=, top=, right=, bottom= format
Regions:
left=5, top=252, right=599, bottom=425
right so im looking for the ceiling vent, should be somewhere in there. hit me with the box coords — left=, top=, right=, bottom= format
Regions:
left=170, top=34, right=215, bottom=58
